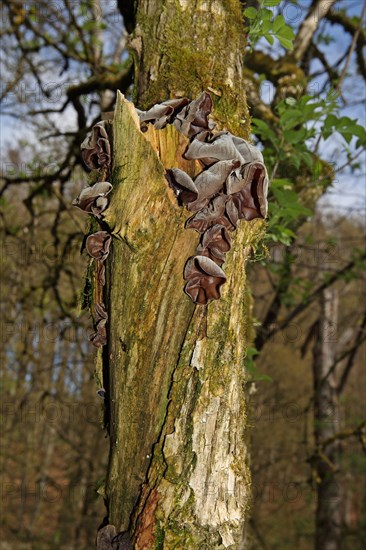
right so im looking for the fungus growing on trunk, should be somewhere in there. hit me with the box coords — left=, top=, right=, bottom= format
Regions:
left=96, top=525, right=117, bottom=550
left=184, top=255, right=227, bottom=305
left=81, top=121, right=111, bottom=170
left=137, top=97, right=190, bottom=131
left=184, top=131, right=244, bottom=165
left=86, top=231, right=112, bottom=261
left=166, top=168, right=198, bottom=206
left=72, top=181, right=112, bottom=218
left=186, top=159, right=241, bottom=212
left=185, top=195, right=234, bottom=234
left=173, top=91, right=215, bottom=137
left=228, top=162, right=268, bottom=220
left=197, top=224, right=232, bottom=265
left=90, top=302, right=108, bottom=348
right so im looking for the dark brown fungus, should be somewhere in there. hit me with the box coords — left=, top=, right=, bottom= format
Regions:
left=173, top=91, right=215, bottom=138
left=86, top=231, right=112, bottom=261
left=228, top=162, right=269, bottom=220
left=97, top=525, right=117, bottom=550
left=184, top=255, right=227, bottom=305
left=185, top=132, right=244, bottom=166
left=197, top=224, right=231, bottom=265
left=81, top=121, right=111, bottom=170
left=78, top=92, right=269, bottom=320
left=90, top=303, right=108, bottom=348
left=72, top=181, right=112, bottom=218
left=224, top=196, right=240, bottom=229
left=231, top=135, right=264, bottom=164
left=137, top=97, right=190, bottom=131
left=185, top=195, right=234, bottom=233
left=165, top=168, right=198, bottom=205
left=137, top=103, right=174, bottom=131
left=187, top=159, right=241, bottom=211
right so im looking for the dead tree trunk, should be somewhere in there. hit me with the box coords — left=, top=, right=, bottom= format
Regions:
left=102, top=1, right=265, bottom=547
left=312, top=287, right=343, bottom=550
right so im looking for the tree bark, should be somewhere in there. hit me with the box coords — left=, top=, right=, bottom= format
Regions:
left=312, top=287, right=343, bottom=550
left=103, top=1, right=265, bottom=547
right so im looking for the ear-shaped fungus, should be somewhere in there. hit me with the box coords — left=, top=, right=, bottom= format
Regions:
left=227, top=162, right=268, bottom=220
left=81, top=121, right=111, bottom=170
left=184, top=255, right=227, bottom=305
left=137, top=97, right=190, bottom=131
left=231, top=136, right=264, bottom=164
left=197, top=224, right=231, bottom=265
left=185, top=132, right=244, bottom=166
left=185, top=195, right=235, bottom=233
left=173, top=91, right=215, bottom=138
left=166, top=168, right=198, bottom=206
left=86, top=231, right=111, bottom=261
left=187, top=159, right=240, bottom=211
left=90, top=302, right=108, bottom=347
left=72, top=181, right=112, bottom=218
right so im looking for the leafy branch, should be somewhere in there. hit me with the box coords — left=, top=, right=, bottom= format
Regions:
left=244, top=0, right=295, bottom=50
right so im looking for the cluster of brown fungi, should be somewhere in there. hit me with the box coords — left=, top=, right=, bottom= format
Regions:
left=72, top=92, right=269, bottom=350
left=138, top=91, right=269, bottom=305
left=72, top=120, right=112, bottom=348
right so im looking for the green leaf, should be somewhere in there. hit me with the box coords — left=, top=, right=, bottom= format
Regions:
left=271, top=179, right=294, bottom=188
left=265, top=34, right=275, bottom=45
left=251, top=118, right=277, bottom=142
left=278, top=25, right=295, bottom=39
left=262, top=19, right=272, bottom=33
left=324, top=114, right=338, bottom=129
left=299, top=151, right=314, bottom=169
left=280, top=108, right=303, bottom=130
left=276, top=225, right=296, bottom=238
left=277, top=35, right=294, bottom=50
left=273, top=14, right=286, bottom=32
left=259, top=8, right=272, bottom=20
left=264, top=0, right=282, bottom=5
left=244, top=7, right=258, bottom=19
left=283, top=127, right=307, bottom=144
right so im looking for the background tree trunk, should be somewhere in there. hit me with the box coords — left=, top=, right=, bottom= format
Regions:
left=103, top=1, right=265, bottom=548
left=312, top=287, right=343, bottom=550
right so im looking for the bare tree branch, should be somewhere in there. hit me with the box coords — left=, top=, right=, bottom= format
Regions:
left=293, top=0, right=337, bottom=61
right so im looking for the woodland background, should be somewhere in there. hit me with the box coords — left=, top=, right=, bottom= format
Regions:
left=0, top=0, right=365, bottom=549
